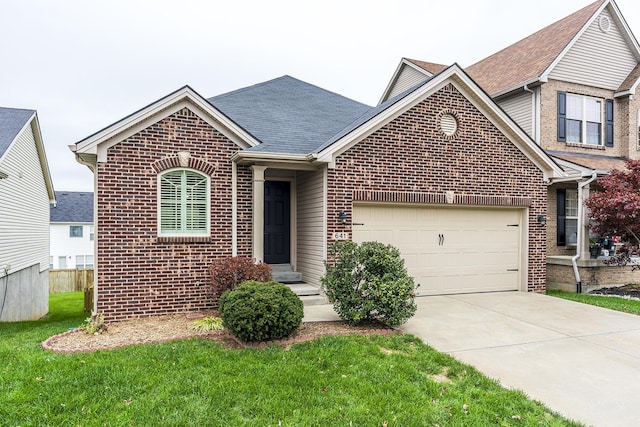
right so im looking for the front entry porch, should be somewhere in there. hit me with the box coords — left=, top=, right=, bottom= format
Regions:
left=242, top=163, right=328, bottom=303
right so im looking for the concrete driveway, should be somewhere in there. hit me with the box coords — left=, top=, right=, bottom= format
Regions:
left=304, top=292, right=640, bottom=426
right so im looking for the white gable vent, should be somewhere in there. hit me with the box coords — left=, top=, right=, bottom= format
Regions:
left=599, top=15, right=611, bottom=33
left=439, top=113, right=458, bottom=136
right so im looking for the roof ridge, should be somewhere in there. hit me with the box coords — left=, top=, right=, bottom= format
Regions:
left=466, top=0, right=605, bottom=95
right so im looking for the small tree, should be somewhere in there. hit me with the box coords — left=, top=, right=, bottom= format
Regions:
left=585, top=160, right=640, bottom=267
left=321, top=241, right=418, bottom=326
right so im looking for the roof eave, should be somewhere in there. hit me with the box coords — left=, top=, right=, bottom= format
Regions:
left=378, top=58, right=432, bottom=105
left=29, top=113, right=55, bottom=203
left=73, top=86, right=261, bottom=159
left=231, top=151, right=318, bottom=166
left=491, top=77, right=545, bottom=100
left=319, top=64, right=565, bottom=181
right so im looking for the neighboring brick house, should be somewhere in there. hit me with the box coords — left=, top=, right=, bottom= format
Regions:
left=0, top=107, right=55, bottom=321
left=50, top=191, right=94, bottom=270
left=383, top=0, right=640, bottom=291
left=72, top=65, right=563, bottom=320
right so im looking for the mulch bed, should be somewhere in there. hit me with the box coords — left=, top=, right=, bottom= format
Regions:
left=589, top=284, right=640, bottom=299
left=42, top=315, right=397, bottom=354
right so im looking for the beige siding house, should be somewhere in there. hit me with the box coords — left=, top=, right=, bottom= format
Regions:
left=0, top=107, right=55, bottom=321
left=382, top=0, right=640, bottom=292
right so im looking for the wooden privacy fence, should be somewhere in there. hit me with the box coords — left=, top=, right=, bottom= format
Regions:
left=49, top=269, right=94, bottom=294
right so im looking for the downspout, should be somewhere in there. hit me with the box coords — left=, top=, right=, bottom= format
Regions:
left=572, top=172, right=598, bottom=293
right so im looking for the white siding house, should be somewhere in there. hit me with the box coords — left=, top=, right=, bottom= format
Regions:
left=0, top=107, right=55, bottom=321
left=50, top=191, right=94, bottom=269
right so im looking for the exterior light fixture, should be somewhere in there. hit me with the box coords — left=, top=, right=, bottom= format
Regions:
left=537, top=215, right=547, bottom=225
left=338, top=210, right=348, bottom=225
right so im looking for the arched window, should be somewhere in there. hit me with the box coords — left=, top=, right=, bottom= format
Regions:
left=158, top=169, right=209, bottom=236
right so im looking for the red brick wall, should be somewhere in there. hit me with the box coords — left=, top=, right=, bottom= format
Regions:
left=327, top=83, right=548, bottom=292
left=96, top=108, right=251, bottom=320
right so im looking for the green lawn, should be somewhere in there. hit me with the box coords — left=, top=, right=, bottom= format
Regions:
left=0, top=293, right=581, bottom=426
left=547, top=289, right=640, bottom=315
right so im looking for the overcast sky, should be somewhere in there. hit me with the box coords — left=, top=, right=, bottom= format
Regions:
left=2, top=0, right=639, bottom=192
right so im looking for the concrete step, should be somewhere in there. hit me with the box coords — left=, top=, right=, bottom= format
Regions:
left=299, top=294, right=329, bottom=306
left=285, top=282, right=328, bottom=306
left=270, top=263, right=295, bottom=272
left=273, top=271, right=303, bottom=283
left=270, top=263, right=303, bottom=283
left=287, top=283, right=321, bottom=296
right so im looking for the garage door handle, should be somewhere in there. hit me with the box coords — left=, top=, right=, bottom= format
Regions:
left=438, top=234, right=444, bottom=245
left=507, top=269, right=519, bottom=272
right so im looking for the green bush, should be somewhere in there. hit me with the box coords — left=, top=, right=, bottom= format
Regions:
left=321, top=241, right=418, bottom=326
left=218, top=281, right=303, bottom=342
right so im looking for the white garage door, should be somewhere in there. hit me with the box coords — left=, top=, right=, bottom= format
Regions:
left=352, top=204, right=522, bottom=296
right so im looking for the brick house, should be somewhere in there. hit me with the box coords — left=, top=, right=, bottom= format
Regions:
left=383, top=0, right=640, bottom=292
left=72, top=65, right=563, bottom=320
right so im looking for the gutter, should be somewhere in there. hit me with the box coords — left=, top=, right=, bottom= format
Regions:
left=572, top=172, right=598, bottom=293
left=230, top=151, right=317, bottom=164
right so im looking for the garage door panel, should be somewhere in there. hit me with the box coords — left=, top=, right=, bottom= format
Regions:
left=353, top=205, right=522, bottom=295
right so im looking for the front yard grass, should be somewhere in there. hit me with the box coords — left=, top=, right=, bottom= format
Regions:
left=547, top=289, right=640, bottom=315
left=0, top=292, right=581, bottom=426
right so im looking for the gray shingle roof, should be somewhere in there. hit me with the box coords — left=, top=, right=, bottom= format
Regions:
left=0, top=107, right=35, bottom=158
left=50, top=191, right=94, bottom=223
left=316, top=73, right=438, bottom=153
left=208, top=76, right=371, bottom=155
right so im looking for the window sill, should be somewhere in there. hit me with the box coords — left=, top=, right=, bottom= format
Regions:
left=157, top=235, right=211, bottom=243
left=564, top=142, right=605, bottom=150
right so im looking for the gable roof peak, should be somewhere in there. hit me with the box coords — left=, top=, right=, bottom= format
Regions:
left=403, top=58, right=449, bottom=75
left=467, top=0, right=608, bottom=96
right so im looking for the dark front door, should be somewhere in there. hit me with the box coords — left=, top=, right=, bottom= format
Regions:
left=264, top=180, right=290, bottom=264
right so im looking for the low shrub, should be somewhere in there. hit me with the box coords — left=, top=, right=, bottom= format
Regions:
left=190, top=316, right=225, bottom=332
left=321, top=240, right=418, bottom=326
left=210, top=257, right=272, bottom=295
left=218, top=281, right=303, bottom=342
left=80, top=312, right=107, bottom=335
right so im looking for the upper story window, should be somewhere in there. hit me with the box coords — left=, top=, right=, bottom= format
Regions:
left=558, top=92, right=613, bottom=147
left=69, top=225, right=83, bottom=238
left=566, top=95, right=601, bottom=145
left=158, top=169, right=210, bottom=236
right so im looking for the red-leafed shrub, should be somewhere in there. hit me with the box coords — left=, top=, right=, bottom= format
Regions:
left=209, top=257, right=272, bottom=296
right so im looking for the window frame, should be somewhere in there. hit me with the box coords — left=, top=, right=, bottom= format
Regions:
left=566, top=94, right=602, bottom=146
left=69, top=225, right=83, bottom=238
left=558, top=92, right=613, bottom=147
left=157, top=168, right=211, bottom=237
left=557, top=188, right=579, bottom=247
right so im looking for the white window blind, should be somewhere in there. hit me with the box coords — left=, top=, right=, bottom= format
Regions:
left=160, top=170, right=209, bottom=235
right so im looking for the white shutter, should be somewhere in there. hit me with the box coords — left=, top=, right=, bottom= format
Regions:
left=160, top=171, right=182, bottom=233
left=184, top=172, right=208, bottom=233
left=159, top=169, right=209, bottom=235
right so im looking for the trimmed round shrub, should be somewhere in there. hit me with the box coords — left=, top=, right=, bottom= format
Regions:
left=321, top=240, right=418, bottom=327
left=218, top=281, right=303, bottom=342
